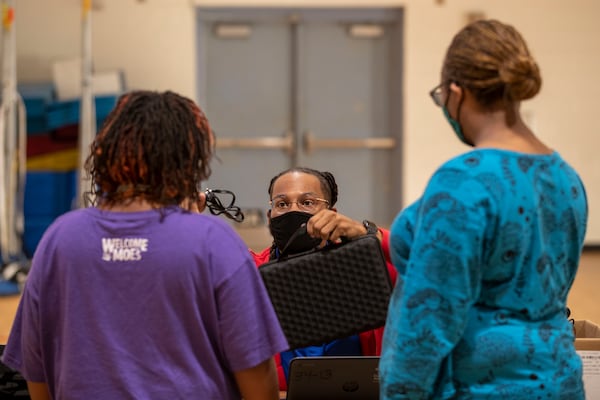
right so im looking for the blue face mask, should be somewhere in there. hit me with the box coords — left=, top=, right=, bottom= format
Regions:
left=442, top=106, right=471, bottom=146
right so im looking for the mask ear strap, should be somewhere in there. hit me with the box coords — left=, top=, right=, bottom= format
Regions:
left=279, top=223, right=308, bottom=259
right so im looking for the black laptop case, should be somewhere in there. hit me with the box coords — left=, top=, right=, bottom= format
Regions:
left=259, top=235, right=393, bottom=350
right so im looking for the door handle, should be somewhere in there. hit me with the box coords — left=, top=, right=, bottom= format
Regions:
left=303, top=130, right=396, bottom=155
left=216, top=131, right=294, bottom=157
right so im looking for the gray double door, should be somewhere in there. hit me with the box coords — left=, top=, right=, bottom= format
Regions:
left=196, top=8, right=404, bottom=227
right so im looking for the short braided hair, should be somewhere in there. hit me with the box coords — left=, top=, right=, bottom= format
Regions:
left=267, top=167, right=338, bottom=207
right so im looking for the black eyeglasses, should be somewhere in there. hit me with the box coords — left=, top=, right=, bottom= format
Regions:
left=269, top=196, right=329, bottom=214
left=429, top=84, right=444, bottom=107
left=204, top=188, right=245, bottom=223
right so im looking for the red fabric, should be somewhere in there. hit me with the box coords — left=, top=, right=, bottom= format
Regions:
left=356, top=228, right=397, bottom=356
left=250, top=228, right=397, bottom=390
left=251, top=246, right=272, bottom=266
left=251, top=247, right=289, bottom=390
left=26, top=132, right=77, bottom=158
left=274, top=353, right=286, bottom=391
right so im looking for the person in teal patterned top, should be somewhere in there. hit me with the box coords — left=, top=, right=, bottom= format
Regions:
left=380, top=19, right=588, bottom=399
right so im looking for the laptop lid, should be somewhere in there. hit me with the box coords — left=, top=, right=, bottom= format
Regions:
left=286, top=356, right=380, bottom=400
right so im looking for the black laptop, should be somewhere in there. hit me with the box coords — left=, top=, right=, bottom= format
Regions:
left=286, top=356, right=380, bottom=400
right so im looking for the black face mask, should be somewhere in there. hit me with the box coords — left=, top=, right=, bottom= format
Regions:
left=269, top=211, right=322, bottom=256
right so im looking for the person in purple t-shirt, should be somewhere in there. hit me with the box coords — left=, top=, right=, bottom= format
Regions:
left=1, top=90, right=289, bottom=400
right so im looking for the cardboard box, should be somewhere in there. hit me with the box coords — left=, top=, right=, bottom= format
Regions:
left=52, top=57, right=124, bottom=101
left=575, top=320, right=600, bottom=350
left=574, top=320, right=600, bottom=397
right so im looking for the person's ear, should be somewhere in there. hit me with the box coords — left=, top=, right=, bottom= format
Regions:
left=180, top=194, right=205, bottom=213
left=447, top=82, right=464, bottom=117
left=266, top=209, right=271, bottom=225
left=195, top=191, right=207, bottom=213
left=449, top=82, right=462, bottom=98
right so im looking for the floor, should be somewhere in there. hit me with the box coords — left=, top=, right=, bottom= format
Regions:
left=0, top=294, right=19, bottom=343
left=1, top=249, right=599, bottom=343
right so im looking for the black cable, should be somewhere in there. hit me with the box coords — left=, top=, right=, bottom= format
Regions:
left=204, top=188, right=244, bottom=223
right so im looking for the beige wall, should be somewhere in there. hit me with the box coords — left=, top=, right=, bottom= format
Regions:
left=17, top=0, right=197, bottom=99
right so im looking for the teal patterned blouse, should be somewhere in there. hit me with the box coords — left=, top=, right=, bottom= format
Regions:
left=380, top=149, right=588, bottom=399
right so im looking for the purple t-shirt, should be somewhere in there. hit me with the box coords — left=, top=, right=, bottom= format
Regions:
left=2, top=207, right=288, bottom=399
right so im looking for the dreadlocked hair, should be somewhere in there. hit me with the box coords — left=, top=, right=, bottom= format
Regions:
left=267, top=167, right=338, bottom=207
left=84, top=90, right=213, bottom=208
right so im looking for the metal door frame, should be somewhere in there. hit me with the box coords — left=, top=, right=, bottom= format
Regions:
left=194, top=7, right=405, bottom=223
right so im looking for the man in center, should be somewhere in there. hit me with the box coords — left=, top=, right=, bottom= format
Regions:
left=251, top=167, right=398, bottom=391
